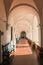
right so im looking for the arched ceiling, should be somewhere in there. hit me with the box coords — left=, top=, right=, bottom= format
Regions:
left=8, top=5, right=40, bottom=26
left=0, top=0, right=6, bottom=21
left=1, top=0, right=43, bottom=20
left=0, top=0, right=41, bottom=44
left=9, top=0, right=38, bottom=12
left=15, top=20, right=31, bottom=33
left=15, top=20, right=31, bottom=38
left=0, top=0, right=41, bottom=46
left=0, top=0, right=42, bottom=21
left=8, top=5, right=40, bottom=40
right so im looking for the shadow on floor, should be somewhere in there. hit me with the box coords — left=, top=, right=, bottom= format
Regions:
left=9, top=54, right=39, bottom=65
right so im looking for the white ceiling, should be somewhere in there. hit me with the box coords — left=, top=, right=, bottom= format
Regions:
left=8, top=6, right=39, bottom=26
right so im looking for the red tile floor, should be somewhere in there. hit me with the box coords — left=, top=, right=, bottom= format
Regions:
left=10, top=39, right=39, bottom=65
left=10, top=39, right=32, bottom=56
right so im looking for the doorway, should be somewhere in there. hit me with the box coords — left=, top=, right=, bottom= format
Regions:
left=20, top=31, right=26, bottom=39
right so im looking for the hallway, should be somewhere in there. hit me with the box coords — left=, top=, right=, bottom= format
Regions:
left=0, top=0, right=43, bottom=65
left=10, top=39, right=39, bottom=65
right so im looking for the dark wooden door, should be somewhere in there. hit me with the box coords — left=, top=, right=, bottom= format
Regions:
left=11, top=27, right=13, bottom=41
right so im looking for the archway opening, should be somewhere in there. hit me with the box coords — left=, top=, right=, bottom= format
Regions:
left=8, top=5, right=41, bottom=52
left=20, top=31, right=26, bottom=39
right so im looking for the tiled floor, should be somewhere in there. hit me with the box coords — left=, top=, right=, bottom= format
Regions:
left=10, top=39, right=39, bottom=65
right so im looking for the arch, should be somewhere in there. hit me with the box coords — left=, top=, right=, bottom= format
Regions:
left=8, top=3, right=40, bottom=25
left=14, top=20, right=32, bottom=40
left=8, top=5, right=40, bottom=27
left=8, top=3, right=41, bottom=46
left=15, top=18, right=32, bottom=27
left=20, top=31, right=26, bottom=39
left=9, top=3, right=39, bottom=16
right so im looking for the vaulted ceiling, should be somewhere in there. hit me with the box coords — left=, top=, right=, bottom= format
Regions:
left=3, top=0, right=43, bottom=17
left=3, top=0, right=13, bottom=17
left=0, top=0, right=41, bottom=44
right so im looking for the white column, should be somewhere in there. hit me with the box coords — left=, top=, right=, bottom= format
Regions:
left=30, top=26, right=32, bottom=40
left=13, top=30, right=16, bottom=51
left=32, top=16, right=41, bottom=46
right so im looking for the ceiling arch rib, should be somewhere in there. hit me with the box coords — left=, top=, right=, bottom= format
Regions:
left=15, top=18, right=33, bottom=27
left=8, top=5, right=40, bottom=26
left=15, top=20, right=31, bottom=29
left=9, top=3, right=39, bottom=16
left=8, top=5, right=39, bottom=19
left=8, top=4, right=40, bottom=32
left=15, top=20, right=32, bottom=38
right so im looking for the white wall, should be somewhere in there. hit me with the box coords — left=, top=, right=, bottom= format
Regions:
left=32, top=16, right=41, bottom=46
left=8, top=16, right=16, bottom=51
